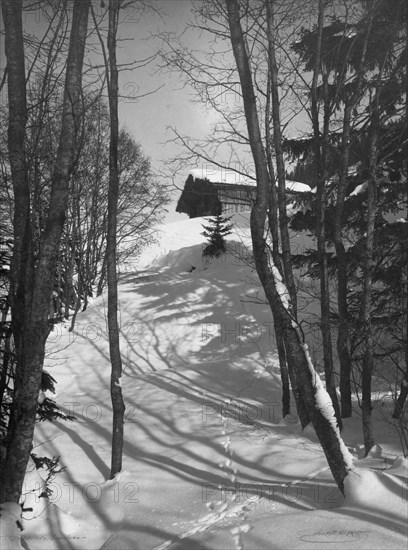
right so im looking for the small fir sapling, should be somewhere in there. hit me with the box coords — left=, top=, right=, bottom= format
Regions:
left=201, top=215, right=234, bottom=258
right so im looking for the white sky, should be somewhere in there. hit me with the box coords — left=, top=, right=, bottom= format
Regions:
left=116, top=3, right=220, bottom=176
left=106, top=0, right=234, bottom=222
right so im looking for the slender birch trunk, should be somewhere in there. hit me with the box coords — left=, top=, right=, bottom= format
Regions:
left=265, top=0, right=309, bottom=426
left=264, top=59, right=291, bottom=418
left=106, top=0, right=125, bottom=478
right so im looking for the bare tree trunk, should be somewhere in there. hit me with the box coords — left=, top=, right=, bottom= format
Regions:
left=2, top=0, right=33, bottom=384
left=392, top=228, right=408, bottom=421
left=1, top=0, right=33, bottom=504
left=265, top=0, right=309, bottom=426
left=310, top=0, right=342, bottom=429
left=264, top=62, right=291, bottom=418
left=1, top=0, right=90, bottom=504
left=265, top=0, right=297, bottom=314
left=106, top=0, right=125, bottom=478
left=393, top=1, right=408, bottom=420
left=335, top=100, right=353, bottom=418
left=226, top=0, right=352, bottom=494
left=361, top=96, right=379, bottom=456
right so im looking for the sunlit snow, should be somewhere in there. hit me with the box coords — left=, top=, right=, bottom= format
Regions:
left=3, top=212, right=407, bottom=550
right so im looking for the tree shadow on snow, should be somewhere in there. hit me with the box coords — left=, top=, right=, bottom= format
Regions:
left=37, top=243, right=406, bottom=547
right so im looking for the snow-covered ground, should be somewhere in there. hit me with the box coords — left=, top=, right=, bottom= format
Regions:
left=4, top=212, right=407, bottom=549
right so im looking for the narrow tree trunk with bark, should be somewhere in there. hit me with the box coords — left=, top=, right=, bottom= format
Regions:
left=391, top=202, right=408, bottom=421
left=1, top=0, right=90, bottom=504
left=392, top=1, right=408, bottom=420
left=265, top=0, right=297, bottom=314
left=335, top=100, right=353, bottom=418
left=265, top=0, right=310, bottom=426
left=265, top=69, right=291, bottom=418
left=310, top=0, right=342, bottom=429
left=1, top=0, right=33, bottom=385
left=361, top=96, right=379, bottom=456
left=226, top=0, right=352, bottom=494
left=106, top=0, right=125, bottom=478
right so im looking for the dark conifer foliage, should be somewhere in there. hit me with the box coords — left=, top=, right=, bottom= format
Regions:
left=201, top=215, right=234, bottom=258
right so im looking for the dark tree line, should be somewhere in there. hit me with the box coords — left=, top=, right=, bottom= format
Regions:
left=285, top=0, right=408, bottom=455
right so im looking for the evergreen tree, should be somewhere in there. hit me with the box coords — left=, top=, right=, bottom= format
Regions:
left=201, top=215, right=234, bottom=258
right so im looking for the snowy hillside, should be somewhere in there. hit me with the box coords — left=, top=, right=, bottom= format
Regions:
left=7, top=213, right=408, bottom=550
